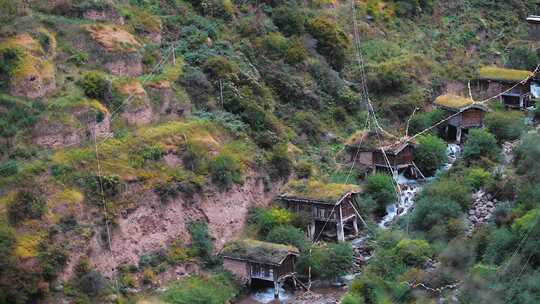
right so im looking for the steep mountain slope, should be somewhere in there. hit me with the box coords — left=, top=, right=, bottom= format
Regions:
left=0, top=0, right=538, bottom=303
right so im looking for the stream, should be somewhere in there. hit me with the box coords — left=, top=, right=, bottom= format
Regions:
left=238, top=144, right=462, bottom=304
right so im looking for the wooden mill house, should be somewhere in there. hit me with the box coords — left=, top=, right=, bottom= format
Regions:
left=345, top=128, right=417, bottom=175
left=221, top=239, right=299, bottom=298
left=434, top=94, right=488, bottom=143
left=476, top=66, right=535, bottom=110
left=278, top=179, right=363, bottom=242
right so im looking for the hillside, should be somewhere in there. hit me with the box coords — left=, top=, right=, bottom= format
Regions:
left=0, top=0, right=539, bottom=303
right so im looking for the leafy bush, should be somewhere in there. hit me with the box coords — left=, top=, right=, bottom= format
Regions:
left=182, top=140, right=210, bottom=173
left=299, top=242, right=353, bottom=280
left=364, top=173, right=397, bottom=210
left=307, top=16, right=350, bottom=71
left=181, top=66, right=213, bottom=106
left=187, top=222, right=216, bottom=267
left=416, top=177, right=471, bottom=210
left=79, top=71, right=110, bottom=101
left=408, top=109, right=446, bottom=135
left=8, top=190, right=46, bottom=225
left=292, top=111, right=323, bottom=143
left=285, top=37, right=308, bottom=64
left=261, top=32, right=288, bottom=56
left=394, top=239, right=432, bottom=266
left=507, top=46, right=539, bottom=70
left=203, top=56, right=239, bottom=80
left=485, top=111, right=524, bottom=143
left=295, top=160, right=314, bottom=179
left=465, top=168, right=492, bottom=190
left=249, top=207, right=294, bottom=235
left=482, top=227, right=516, bottom=265
left=410, top=196, right=462, bottom=232
left=272, top=5, right=305, bottom=36
left=208, top=153, right=243, bottom=190
left=0, top=159, right=19, bottom=177
left=269, top=144, right=292, bottom=179
left=266, top=225, right=308, bottom=251
left=414, top=135, right=448, bottom=176
left=76, top=271, right=108, bottom=296
left=462, top=129, right=500, bottom=164
left=162, top=273, right=238, bottom=304
left=514, top=131, right=540, bottom=183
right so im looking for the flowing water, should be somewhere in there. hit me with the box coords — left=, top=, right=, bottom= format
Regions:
left=378, top=144, right=461, bottom=228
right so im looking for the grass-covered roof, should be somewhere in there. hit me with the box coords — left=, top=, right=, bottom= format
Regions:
left=434, top=94, right=474, bottom=110
left=346, top=128, right=412, bottom=154
left=280, top=179, right=361, bottom=203
left=221, top=239, right=299, bottom=265
left=478, top=66, right=533, bottom=83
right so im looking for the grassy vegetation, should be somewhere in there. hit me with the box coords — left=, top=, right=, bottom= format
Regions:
left=478, top=66, right=533, bottom=82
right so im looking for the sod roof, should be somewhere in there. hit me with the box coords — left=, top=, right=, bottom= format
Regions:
left=221, top=239, right=299, bottom=265
left=478, top=66, right=533, bottom=83
left=346, top=128, right=413, bottom=154
left=434, top=94, right=474, bottom=110
left=280, top=179, right=361, bottom=204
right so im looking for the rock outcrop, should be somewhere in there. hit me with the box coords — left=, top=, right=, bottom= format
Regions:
left=86, top=24, right=143, bottom=76
left=1, top=33, right=56, bottom=99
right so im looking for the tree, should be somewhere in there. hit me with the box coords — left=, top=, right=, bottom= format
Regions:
left=462, top=129, right=500, bottom=163
left=79, top=71, right=110, bottom=101
left=394, top=239, right=432, bottom=266
left=414, top=135, right=448, bottom=176
left=272, top=5, right=305, bottom=36
left=485, top=111, right=524, bottom=143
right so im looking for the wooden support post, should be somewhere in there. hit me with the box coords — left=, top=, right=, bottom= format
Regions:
left=456, top=127, right=462, bottom=143
left=274, top=279, right=279, bottom=299
left=337, top=205, right=345, bottom=242
left=352, top=217, right=359, bottom=236
left=308, top=221, right=316, bottom=240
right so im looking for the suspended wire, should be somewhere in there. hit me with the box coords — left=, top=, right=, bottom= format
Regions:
left=92, top=121, right=120, bottom=293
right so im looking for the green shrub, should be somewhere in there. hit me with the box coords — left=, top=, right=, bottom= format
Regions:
left=295, top=160, right=314, bottom=179
left=262, top=32, right=288, bottom=56
left=76, top=271, right=108, bottom=296
left=182, top=140, right=210, bottom=173
left=410, top=196, right=462, bottom=233
left=266, top=225, right=308, bottom=251
left=408, top=109, right=446, bottom=135
left=507, top=46, right=539, bottom=70
left=79, top=71, right=110, bottom=101
left=364, top=173, right=397, bottom=209
left=8, top=190, right=46, bottom=225
left=307, top=16, right=350, bottom=71
left=272, top=5, right=305, bottom=36
left=341, top=293, right=364, bottom=304
left=269, top=144, right=292, bottom=179
left=485, top=111, right=524, bottom=143
left=463, top=129, right=500, bottom=164
left=187, top=222, right=216, bottom=267
left=416, top=177, right=471, bottom=210
left=167, top=240, right=190, bottom=265
left=181, top=67, right=213, bottom=105
left=249, top=207, right=294, bottom=235
left=465, top=168, right=492, bottom=190
left=292, top=111, right=323, bottom=143
left=203, top=56, right=239, bottom=80
left=162, top=273, right=238, bottom=304
left=482, top=227, right=516, bottom=265
left=0, top=159, right=19, bottom=177
left=285, top=36, right=308, bottom=64
left=38, top=243, right=68, bottom=281
left=208, top=153, right=243, bottom=190
left=394, top=239, right=431, bottom=266
left=414, top=135, right=448, bottom=176
left=299, top=242, right=353, bottom=280
left=514, top=131, right=540, bottom=183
